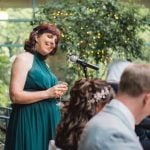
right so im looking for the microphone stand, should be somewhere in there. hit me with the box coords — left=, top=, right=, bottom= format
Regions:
left=81, top=65, right=88, bottom=78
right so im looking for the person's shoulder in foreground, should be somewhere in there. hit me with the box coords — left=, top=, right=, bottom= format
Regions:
left=78, top=63, right=150, bottom=150
left=78, top=100, right=143, bottom=150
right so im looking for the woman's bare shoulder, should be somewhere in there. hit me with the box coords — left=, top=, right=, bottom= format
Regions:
left=13, top=52, right=34, bottom=69
left=17, top=52, right=33, bottom=60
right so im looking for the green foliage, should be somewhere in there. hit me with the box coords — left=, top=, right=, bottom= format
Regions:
left=0, top=52, right=10, bottom=106
left=0, top=54, right=10, bottom=83
left=35, top=0, right=149, bottom=82
left=0, top=83, right=10, bottom=107
left=0, top=8, right=34, bottom=106
left=37, top=0, right=148, bottom=57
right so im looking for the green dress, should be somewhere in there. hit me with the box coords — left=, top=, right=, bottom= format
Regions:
left=4, top=52, right=61, bottom=150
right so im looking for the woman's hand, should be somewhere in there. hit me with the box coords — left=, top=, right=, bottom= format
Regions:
left=46, top=83, right=68, bottom=99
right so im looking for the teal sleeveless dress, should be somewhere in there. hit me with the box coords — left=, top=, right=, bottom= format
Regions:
left=4, top=52, right=61, bottom=150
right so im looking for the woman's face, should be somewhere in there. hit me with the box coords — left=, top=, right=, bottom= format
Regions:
left=35, top=33, right=57, bottom=56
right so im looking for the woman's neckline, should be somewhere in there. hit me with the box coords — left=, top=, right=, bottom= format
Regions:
left=34, top=51, right=47, bottom=60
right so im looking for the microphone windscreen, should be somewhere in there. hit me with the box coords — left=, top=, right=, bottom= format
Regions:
left=69, top=55, right=78, bottom=63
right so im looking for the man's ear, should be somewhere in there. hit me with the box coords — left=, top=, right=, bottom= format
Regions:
left=143, top=93, right=150, bottom=108
left=145, top=93, right=150, bottom=116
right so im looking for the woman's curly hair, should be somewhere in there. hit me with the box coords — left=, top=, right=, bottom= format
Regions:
left=24, top=23, right=61, bottom=55
left=55, top=78, right=115, bottom=150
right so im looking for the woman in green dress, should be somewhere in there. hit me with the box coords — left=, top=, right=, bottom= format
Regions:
left=4, top=23, right=68, bottom=150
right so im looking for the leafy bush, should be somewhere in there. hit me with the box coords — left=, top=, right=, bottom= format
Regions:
left=35, top=0, right=149, bottom=82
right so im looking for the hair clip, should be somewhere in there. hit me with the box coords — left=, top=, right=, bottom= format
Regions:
left=88, top=87, right=110, bottom=104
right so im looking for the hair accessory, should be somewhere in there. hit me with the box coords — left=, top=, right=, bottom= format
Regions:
left=89, top=87, right=110, bottom=104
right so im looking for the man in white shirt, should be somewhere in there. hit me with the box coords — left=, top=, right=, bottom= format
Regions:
left=106, top=59, right=131, bottom=93
left=106, top=60, right=131, bottom=83
left=78, top=63, right=150, bottom=150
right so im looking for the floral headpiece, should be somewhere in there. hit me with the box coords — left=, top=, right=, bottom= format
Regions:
left=89, top=87, right=110, bottom=104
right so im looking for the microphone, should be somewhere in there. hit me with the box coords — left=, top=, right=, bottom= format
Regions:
left=69, top=55, right=99, bottom=70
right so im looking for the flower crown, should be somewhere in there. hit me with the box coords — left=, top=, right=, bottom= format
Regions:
left=88, top=87, right=110, bottom=104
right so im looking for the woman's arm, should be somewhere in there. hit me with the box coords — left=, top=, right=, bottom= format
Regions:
left=9, top=52, right=67, bottom=104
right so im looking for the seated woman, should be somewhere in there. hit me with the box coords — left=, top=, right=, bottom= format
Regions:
left=53, top=78, right=115, bottom=150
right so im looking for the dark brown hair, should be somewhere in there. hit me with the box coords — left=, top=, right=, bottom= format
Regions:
left=55, top=78, right=114, bottom=150
left=24, top=23, right=61, bottom=55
